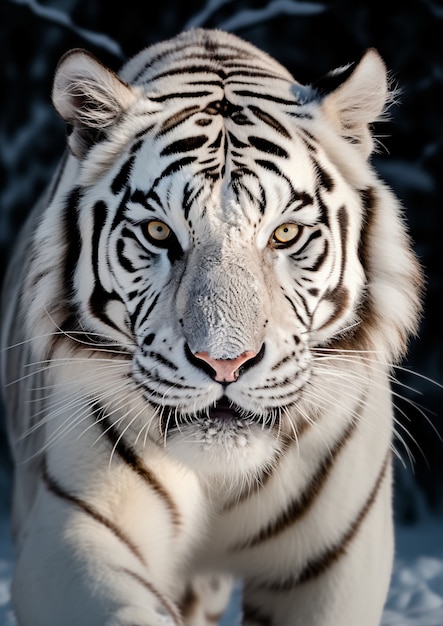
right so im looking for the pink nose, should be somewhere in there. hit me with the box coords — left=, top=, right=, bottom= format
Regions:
left=193, top=350, right=258, bottom=383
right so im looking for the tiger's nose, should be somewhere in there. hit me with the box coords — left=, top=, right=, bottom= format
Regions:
left=193, top=350, right=259, bottom=383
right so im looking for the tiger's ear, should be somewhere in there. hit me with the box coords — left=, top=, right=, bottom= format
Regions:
left=316, top=49, right=389, bottom=158
left=52, top=49, right=137, bottom=158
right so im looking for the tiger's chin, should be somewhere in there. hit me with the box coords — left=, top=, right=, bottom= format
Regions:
left=162, top=396, right=283, bottom=480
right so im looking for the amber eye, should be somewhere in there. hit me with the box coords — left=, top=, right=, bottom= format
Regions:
left=145, top=220, right=172, bottom=242
left=141, top=219, right=183, bottom=260
left=271, top=223, right=301, bottom=247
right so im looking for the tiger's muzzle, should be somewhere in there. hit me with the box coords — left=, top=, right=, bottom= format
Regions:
left=175, top=242, right=270, bottom=362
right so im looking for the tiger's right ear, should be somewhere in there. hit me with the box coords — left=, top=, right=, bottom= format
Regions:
left=52, top=49, right=137, bottom=158
left=315, top=49, right=389, bottom=158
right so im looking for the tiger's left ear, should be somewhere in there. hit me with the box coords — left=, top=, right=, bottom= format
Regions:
left=52, top=49, right=137, bottom=158
left=316, top=49, right=389, bottom=158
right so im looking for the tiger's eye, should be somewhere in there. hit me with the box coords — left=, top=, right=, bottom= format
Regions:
left=146, top=220, right=171, bottom=241
left=272, top=223, right=300, bottom=246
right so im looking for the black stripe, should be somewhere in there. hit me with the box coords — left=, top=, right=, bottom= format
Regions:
left=186, top=79, right=224, bottom=88
left=131, top=124, right=155, bottom=153
left=248, top=135, right=289, bottom=158
left=289, top=228, right=322, bottom=260
left=131, top=43, right=203, bottom=81
left=290, top=288, right=310, bottom=324
left=161, top=135, right=207, bottom=156
left=231, top=412, right=361, bottom=551
left=312, top=157, right=335, bottom=192
left=116, top=237, right=136, bottom=273
left=296, top=239, right=328, bottom=273
left=228, top=131, right=248, bottom=149
left=358, top=186, right=376, bottom=273
left=312, top=61, right=357, bottom=98
left=248, top=105, right=291, bottom=138
left=271, top=353, right=296, bottom=371
left=88, top=200, right=122, bottom=334
left=242, top=603, right=272, bottom=626
left=42, top=460, right=146, bottom=565
left=179, top=585, right=198, bottom=620
left=285, top=110, right=313, bottom=120
left=133, top=45, right=244, bottom=84
left=150, top=64, right=226, bottom=82
left=119, top=568, right=182, bottom=625
left=138, top=374, right=197, bottom=397
left=233, top=90, right=298, bottom=106
left=62, top=186, right=83, bottom=299
left=299, top=128, right=316, bottom=143
left=254, top=160, right=313, bottom=211
left=158, top=156, right=197, bottom=180
left=199, top=165, right=221, bottom=181
left=183, top=181, right=204, bottom=220
left=231, top=170, right=267, bottom=215
left=143, top=351, right=179, bottom=371
left=130, top=292, right=160, bottom=334
left=255, top=158, right=283, bottom=176
left=319, top=206, right=349, bottom=330
left=227, top=68, right=289, bottom=82
left=149, top=90, right=212, bottom=103
left=95, top=404, right=181, bottom=528
left=158, top=106, right=200, bottom=136
left=111, top=156, right=135, bottom=195
left=283, top=292, right=307, bottom=327
left=315, top=188, right=329, bottom=227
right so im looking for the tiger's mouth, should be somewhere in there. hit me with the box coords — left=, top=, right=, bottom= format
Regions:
left=160, top=395, right=259, bottom=435
left=206, top=396, right=241, bottom=420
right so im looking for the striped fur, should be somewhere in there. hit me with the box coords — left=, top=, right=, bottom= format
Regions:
left=0, top=29, right=422, bottom=626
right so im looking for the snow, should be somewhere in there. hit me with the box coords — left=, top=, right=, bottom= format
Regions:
left=382, top=520, right=443, bottom=626
left=0, top=519, right=15, bottom=626
left=0, top=508, right=442, bottom=625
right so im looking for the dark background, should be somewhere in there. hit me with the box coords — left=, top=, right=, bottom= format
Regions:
left=0, top=0, right=442, bottom=521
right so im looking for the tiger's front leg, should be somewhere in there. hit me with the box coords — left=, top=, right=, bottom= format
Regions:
left=11, top=436, right=208, bottom=626
left=241, top=461, right=393, bottom=626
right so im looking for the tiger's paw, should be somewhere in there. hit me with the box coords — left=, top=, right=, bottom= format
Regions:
left=181, top=574, right=234, bottom=626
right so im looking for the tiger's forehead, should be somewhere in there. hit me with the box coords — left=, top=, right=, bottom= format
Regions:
left=127, top=98, right=318, bottom=233
left=121, top=28, right=297, bottom=89
left=122, top=74, right=319, bottom=224
left=99, top=30, right=326, bottom=230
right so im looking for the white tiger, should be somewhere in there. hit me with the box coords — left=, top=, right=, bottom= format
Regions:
left=0, top=28, right=423, bottom=626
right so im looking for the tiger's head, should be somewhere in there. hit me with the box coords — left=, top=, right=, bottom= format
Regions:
left=26, top=29, right=422, bottom=479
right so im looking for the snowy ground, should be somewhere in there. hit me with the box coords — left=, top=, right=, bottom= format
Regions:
left=384, top=518, right=443, bottom=626
left=0, top=513, right=442, bottom=626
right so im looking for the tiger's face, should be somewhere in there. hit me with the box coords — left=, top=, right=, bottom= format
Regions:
left=32, top=30, right=420, bottom=478
left=71, top=100, right=366, bottom=475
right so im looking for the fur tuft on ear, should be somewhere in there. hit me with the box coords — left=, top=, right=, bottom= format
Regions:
left=52, top=49, right=136, bottom=158
left=320, top=49, right=389, bottom=158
